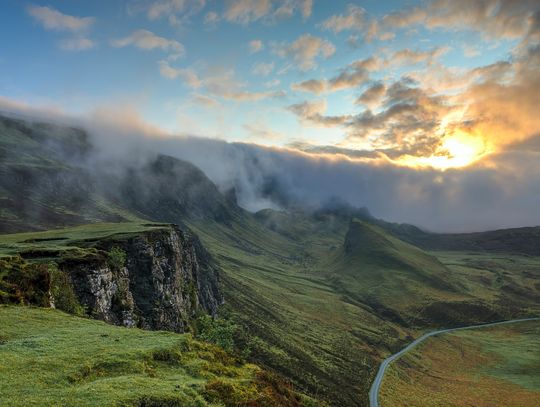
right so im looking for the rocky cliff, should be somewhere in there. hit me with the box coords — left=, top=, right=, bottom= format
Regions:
left=59, top=225, right=222, bottom=332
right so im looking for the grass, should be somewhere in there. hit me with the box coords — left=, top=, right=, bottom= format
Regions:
left=188, top=213, right=540, bottom=406
left=0, top=305, right=312, bottom=407
left=1, top=214, right=538, bottom=406
left=379, top=320, right=540, bottom=406
left=0, top=222, right=172, bottom=259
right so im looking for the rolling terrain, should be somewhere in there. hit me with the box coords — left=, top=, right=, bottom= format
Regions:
left=379, top=320, right=540, bottom=406
left=1, top=113, right=539, bottom=406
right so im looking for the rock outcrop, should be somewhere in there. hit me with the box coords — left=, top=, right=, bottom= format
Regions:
left=60, top=225, right=222, bottom=332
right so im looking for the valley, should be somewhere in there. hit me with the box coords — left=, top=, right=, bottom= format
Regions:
left=0, top=114, right=539, bottom=406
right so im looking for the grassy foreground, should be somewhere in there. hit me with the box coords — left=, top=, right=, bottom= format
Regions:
left=0, top=306, right=311, bottom=407
left=379, top=320, right=540, bottom=406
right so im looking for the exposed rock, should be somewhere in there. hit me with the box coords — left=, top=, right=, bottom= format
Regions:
left=60, top=225, right=222, bottom=332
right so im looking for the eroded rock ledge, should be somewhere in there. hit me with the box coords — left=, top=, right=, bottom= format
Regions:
left=60, top=225, right=222, bottom=332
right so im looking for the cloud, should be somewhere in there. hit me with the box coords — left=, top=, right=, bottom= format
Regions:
left=252, top=62, right=275, bottom=76
left=382, top=0, right=540, bottom=41
left=243, top=123, right=283, bottom=141
left=320, top=4, right=366, bottom=33
left=223, top=0, right=312, bottom=24
left=223, top=0, right=272, bottom=24
left=292, top=60, right=370, bottom=94
left=218, top=89, right=286, bottom=101
left=355, top=82, right=386, bottom=108
left=146, top=0, right=206, bottom=24
left=249, top=39, right=264, bottom=53
left=112, top=30, right=185, bottom=58
left=3, top=96, right=540, bottom=232
left=159, top=61, right=285, bottom=101
left=272, top=34, right=335, bottom=71
left=288, top=99, right=351, bottom=127
left=391, top=47, right=449, bottom=66
left=346, top=78, right=451, bottom=154
left=320, top=4, right=395, bottom=43
left=27, top=5, right=95, bottom=32
left=264, top=79, right=281, bottom=88
left=59, top=37, right=95, bottom=51
left=291, top=47, right=447, bottom=94
left=273, top=0, right=313, bottom=20
left=27, top=5, right=96, bottom=51
left=204, top=11, right=220, bottom=24
left=291, top=79, right=327, bottom=94
left=158, top=61, right=202, bottom=87
left=191, top=93, right=221, bottom=107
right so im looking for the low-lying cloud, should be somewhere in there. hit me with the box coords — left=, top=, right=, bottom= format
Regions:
left=2, top=97, right=539, bottom=233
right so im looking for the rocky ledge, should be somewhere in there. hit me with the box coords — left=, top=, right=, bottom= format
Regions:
left=59, top=225, right=222, bottom=332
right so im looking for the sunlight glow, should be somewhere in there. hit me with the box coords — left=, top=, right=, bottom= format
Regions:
left=394, top=130, right=491, bottom=170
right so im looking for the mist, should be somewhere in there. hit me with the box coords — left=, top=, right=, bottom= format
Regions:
left=2, top=102, right=540, bottom=233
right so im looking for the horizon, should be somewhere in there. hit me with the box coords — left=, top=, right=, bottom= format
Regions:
left=1, top=0, right=540, bottom=232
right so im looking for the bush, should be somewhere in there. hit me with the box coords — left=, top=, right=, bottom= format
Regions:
left=195, top=315, right=237, bottom=352
left=107, top=246, right=126, bottom=271
left=0, top=257, right=84, bottom=315
left=0, top=256, right=50, bottom=306
left=49, top=262, right=85, bottom=316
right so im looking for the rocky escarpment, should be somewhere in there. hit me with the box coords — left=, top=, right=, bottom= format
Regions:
left=59, top=225, right=222, bottom=332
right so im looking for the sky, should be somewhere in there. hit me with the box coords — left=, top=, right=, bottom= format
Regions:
left=1, top=0, right=540, bottom=231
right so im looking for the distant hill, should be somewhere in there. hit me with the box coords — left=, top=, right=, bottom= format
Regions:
left=375, top=220, right=540, bottom=257
left=0, top=114, right=241, bottom=233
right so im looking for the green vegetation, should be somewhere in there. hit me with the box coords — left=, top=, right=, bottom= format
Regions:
left=1, top=212, right=538, bottom=406
left=0, top=256, right=50, bottom=306
left=1, top=115, right=539, bottom=406
left=0, top=257, right=85, bottom=315
left=0, top=222, right=171, bottom=259
left=108, top=246, right=127, bottom=270
left=188, top=213, right=540, bottom=405
left=49, top=262, right=86, bottom=315
left=0, top=306, right=312, bottom=407
left=379, top=320, right=540, bottom=406
left=195, top=315, right=238, bottom=353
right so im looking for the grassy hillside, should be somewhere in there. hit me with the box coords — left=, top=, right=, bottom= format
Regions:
left=324, top=220, right=459, bottom=323
left=189, top=214, right=540, bottom=405
left=379, top=320, right=540, bottom=406
left=1, top=115, right=539, bottom=406
left=0, top=306, right=312, bottom=407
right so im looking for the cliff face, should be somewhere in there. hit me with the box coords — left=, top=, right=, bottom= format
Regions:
left=60, top=225, right=222, bottom=332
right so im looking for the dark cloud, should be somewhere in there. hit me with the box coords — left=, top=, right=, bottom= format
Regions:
left=2, top=99, right=540, bottom=232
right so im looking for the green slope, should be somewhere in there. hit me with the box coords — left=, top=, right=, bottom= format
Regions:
left=188, top=212, right=540, bottom=405
left=324, top=220, right=459, bottom=323
left=0, top=306, right=311, bottom=407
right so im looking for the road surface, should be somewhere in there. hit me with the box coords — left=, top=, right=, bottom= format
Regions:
left=368, top=317, right=540, bottom=407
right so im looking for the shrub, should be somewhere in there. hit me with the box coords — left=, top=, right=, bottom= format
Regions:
left=0, top=256, right=50, bottom=306
left=195, top=315, right=237, bottom=352
left=49, top=262, right=85, bottom=316
left=107, top=246, right=126, bottom=271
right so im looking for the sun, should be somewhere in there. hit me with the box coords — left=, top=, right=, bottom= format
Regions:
left=395, top=131, right=490, bottom=170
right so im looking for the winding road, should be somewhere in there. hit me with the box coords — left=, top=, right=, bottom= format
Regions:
left=368, top=317, right=540, bottom=407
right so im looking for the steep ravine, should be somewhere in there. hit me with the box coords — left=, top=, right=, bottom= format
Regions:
left=59, top=225, right=223, bottom=332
